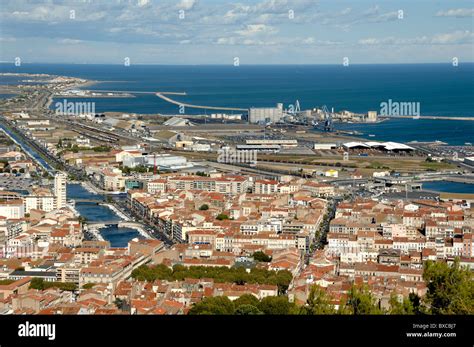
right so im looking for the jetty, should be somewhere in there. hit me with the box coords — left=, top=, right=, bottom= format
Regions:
left=155, top=92, right=248, bottom=112
left=379, top=115, right=474, bottom=121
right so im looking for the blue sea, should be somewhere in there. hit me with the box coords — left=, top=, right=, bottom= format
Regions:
left=1, top=63, right=473, bottom=145
left=422, top=181, right=474, bottom=194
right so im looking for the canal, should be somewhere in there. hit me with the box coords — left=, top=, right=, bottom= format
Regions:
left=68, top=184, right=141, bottom=247
left=1, top=117, right=145, bottom=247
left=0, top=119, right=55, bottom=174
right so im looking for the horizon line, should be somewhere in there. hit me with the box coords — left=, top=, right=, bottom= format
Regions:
left=1, top=62, right=473, bottom=66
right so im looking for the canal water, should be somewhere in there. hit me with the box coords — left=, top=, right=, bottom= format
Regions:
left=68, top=183, right=141, bottom=247
left=0, top=119, right=141, bottom=247
left=0, top=120, right=54, bottom=173
left=422, top=181, right=474, bottom=194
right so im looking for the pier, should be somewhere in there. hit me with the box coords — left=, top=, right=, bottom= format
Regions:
left=379, top=115, right=474, bottom=121
left=72, top=89, right=249, bottom=112
left=155, top=92, right=248, bottom=112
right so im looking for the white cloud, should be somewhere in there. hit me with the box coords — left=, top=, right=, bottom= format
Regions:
left=203, top=0, right=319, bottom=25
left=436, top=8, right=474, bottom=18
left=235, top=24, right=277, bottom=36
left=431, top=30, right=473, bottom=44
left=1, top=0, right=472, bottom=64
left=7, top=5, right=106, bottom=22
left=340, top=8, right=351, bottom=15
left=0, top=37, right=16, bottom=42
left=58, top=38, right=84, bottom=44
left=137, top=0, right=151, bottom=7
left=216, top=37, right=236, bottom=45
left=177, top=0, right=197, bottom=11
left=215, top=34, right=340, bottom=46
left=359, top=5, right=399, bottom=23
left=302, top=37, right=315, bottom=44
left=359, top=31, right=474, bottom=46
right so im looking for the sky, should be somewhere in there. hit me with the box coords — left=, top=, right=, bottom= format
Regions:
left=0, top=0, right=473, bottom=64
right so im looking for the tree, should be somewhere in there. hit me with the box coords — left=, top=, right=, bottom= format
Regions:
left=234, top=294, right=260, bottom=308
left=82, top=283, right=96, bottom=290
left=423, top=258, right=474, bottom=314
left=234, top=304, right=263, bottom=315
left=131, top=264, right=292, bottom=291
left=258, top=296, right=297, bottom=315
left=29, top=277, right=45, bottom=290
left=114, top=298, right=125, bottom=310
left=408, top=293, right=424, bottom=315
left=389, top=292, right=425, bottom=315
left=389, top=293, right=415, bottom=315
left=29, top=278, right=76, bottom=292
left=199, top=204, right=209, bottom=211
left=0, top=279, right=15, bottom=285
left=344, top=285, right=383, bottom=315
left=274, top=271, right=293, bottom=295
left=188, top=296, right=235, bottom=315
left=300, top=286, right=336, bottom=315
left=252, top=251, right=271, bottom=262
left=216, top=213, right=229, bottom=221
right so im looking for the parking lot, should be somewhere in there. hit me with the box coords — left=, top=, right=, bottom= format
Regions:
left=0, top=174, right=40, bottom=192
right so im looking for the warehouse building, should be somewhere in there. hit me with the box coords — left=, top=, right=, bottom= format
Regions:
left=248, top=103, right=284, bottom=124
left=246, top=139, right=298, bottom=148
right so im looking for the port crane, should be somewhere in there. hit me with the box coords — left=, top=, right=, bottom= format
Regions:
left=312, top=105, right=333, bottom=132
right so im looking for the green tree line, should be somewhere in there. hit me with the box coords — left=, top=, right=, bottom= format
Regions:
left=131, top=264, right=293, bottom=294
left=29, top=278, right=77, bottom=292
left=188, top=258, right=473, bottom=315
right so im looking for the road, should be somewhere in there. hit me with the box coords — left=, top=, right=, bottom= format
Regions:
left=410, top=144, right=474, bottom=173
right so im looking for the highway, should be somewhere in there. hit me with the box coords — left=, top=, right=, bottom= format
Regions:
left=410, top=144, right=474, bottom=173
